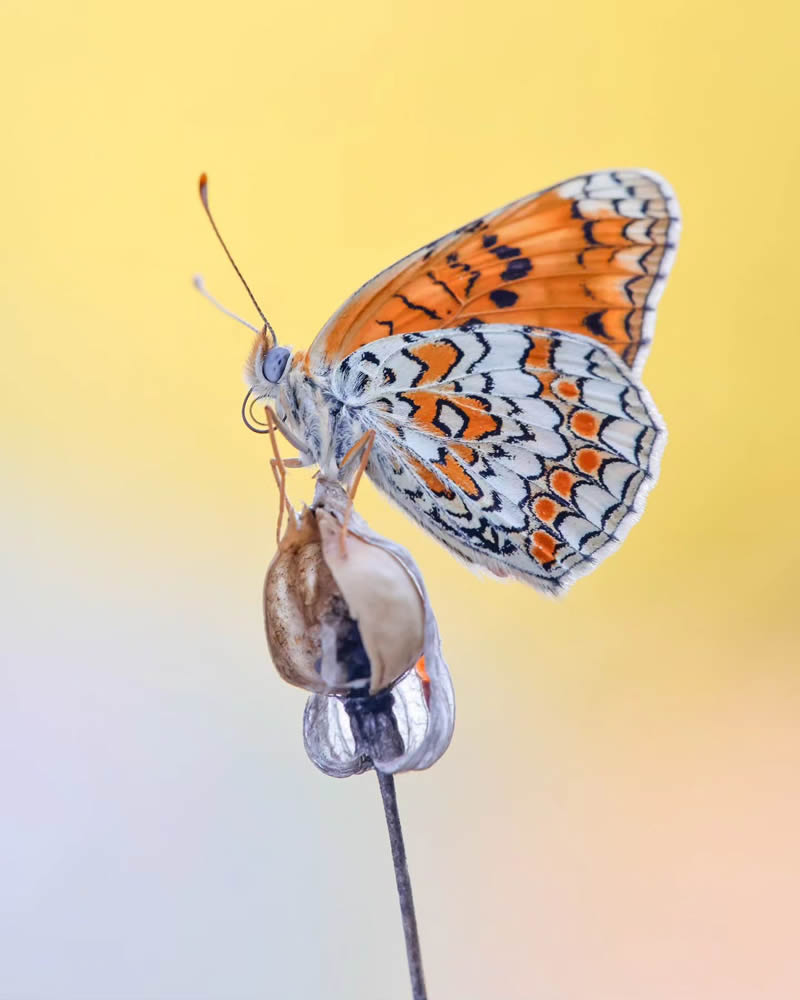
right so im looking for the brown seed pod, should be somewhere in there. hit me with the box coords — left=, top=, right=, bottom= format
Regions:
left=263, top=508, right=338, bottom=694
left=264, top=497, right=424, bottom=696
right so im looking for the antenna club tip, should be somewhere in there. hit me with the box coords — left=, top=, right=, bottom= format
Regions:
left=198, top=173, right=209, bottom=206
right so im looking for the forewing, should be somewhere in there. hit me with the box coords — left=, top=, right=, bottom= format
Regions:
left=334, top=324, right=664, bottom=593
left=309, top=170, right=679, bottom=376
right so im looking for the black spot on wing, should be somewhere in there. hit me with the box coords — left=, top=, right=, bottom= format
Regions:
left=489, top=288, right=519, bottom=309
left=501, top=257, right=532, bottom=281
left=491, top=245, right=521, bottom=260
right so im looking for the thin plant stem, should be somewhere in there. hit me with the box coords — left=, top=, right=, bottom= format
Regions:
left=376, top=770, right=427, bottom=1000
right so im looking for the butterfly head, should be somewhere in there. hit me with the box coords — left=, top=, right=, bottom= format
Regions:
left=241, top=330, right=301, bottom=436
left=245, top=326, right=293, bottom=393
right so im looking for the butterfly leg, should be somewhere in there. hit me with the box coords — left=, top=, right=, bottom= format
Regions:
left=336, top=429, right=376, bottom=556
left=264, top=407, right=305, bottom=544
left=342, top=430, right=376, bottom=503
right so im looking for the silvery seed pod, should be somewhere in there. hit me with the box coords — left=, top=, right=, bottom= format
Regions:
left=263, top=478, right=455, bottom=775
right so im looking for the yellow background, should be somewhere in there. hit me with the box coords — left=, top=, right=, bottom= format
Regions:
left=2, top=1, right=798, bottom=997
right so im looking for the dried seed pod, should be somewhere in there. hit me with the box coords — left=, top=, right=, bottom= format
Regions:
left=303, top=480, right=455, bottom=776
left=316, top=509, right=424, bottom=694
left=263, top=477, right=454, bottom=774
left=264, top=485, right=427, bottom=700
left=264, top=507, right=373, bottom=695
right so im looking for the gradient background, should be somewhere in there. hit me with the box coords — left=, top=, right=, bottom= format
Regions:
left=2, top=2, right=799, bottom=998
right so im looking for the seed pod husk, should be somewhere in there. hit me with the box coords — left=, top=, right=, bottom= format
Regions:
left=264, top=492, right=425, bottom=697
left=316, top=509, right=424, bottom=694
left=302, top=480, right=455, bottom=776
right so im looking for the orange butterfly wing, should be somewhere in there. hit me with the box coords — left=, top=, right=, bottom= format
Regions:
left=308, top=170, right=679, bottom=375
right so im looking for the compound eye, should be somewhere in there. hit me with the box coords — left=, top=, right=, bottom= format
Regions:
left=262, top=347, right=290, bottom=383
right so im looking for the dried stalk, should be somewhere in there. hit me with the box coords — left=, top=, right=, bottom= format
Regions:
left=377, top=771, right=427, bottom=1000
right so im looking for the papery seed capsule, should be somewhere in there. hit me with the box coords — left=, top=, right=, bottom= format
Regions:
left=316, top=510, right=425, bottom=694
left=264, top=478, right=454, bottom=776
left=264, top=502, right=424, bottom=697
left=263, top=509, right=361, bottom=695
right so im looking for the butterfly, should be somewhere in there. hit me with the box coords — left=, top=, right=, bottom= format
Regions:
left=200, top=169, right=680, bottom=594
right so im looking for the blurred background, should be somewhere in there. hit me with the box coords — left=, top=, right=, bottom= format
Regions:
left=2, top=1, right=798, bottom=997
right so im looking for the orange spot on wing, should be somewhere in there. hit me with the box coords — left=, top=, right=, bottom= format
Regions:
left=404, top=393, right=443, bottom=435
left=534, top=497, right=558, bottom=522
left=408, top=455, right=454, bottom=499
left=434, top=453, right=481, bottom=498
left=531, top=529, right=557, bottom=566
left=576, top=448, right=601, bottom=475
left=451, top=443, right=477, bottom=464
left=550, top=469, right=575, bottom=498
left=458, top=396, right=499, bottom=440
left=571, top=410, right=600, bottom=438
left=556, top=379, right=580, bottom=400
left=409, top=341, right=460, bottom=385
left=403, top=392, right=499, bottom=440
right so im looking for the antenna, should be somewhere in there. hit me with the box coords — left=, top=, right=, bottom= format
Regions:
left=193, top=275, right=260, bottom=333
left=198, top=174, right=277, bottom=345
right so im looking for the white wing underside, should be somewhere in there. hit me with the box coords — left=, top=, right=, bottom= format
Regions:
left=332, top=323, right=665, bottom=593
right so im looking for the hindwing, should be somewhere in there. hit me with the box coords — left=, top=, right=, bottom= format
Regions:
left=333, top=323, right=664, bottom=592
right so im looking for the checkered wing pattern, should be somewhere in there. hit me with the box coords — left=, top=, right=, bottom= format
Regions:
left=332, top=323, right=665, bottom=592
